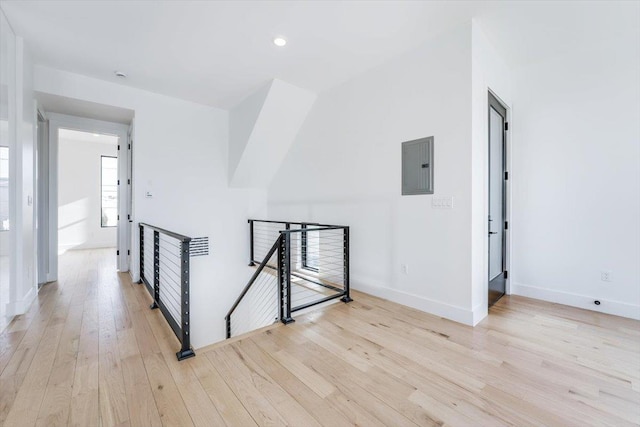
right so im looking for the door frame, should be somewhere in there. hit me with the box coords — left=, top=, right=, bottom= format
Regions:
left=125, top=126, right=133, bottom=274
left=35, top=107, right=50, bottom=285
left=487, top=90, right=511, bottom=305
left=46, top=113, right=130, bottom=277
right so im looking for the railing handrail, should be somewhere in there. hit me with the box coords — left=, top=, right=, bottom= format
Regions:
left=248, top=219, right=320, bottom=226
left=248, top=219, right=346, bottom=229
left=225, top=235, right=282, bottom=326
left=139, top=222, right=192, bottom=242
left=280, top=226, right=348, bottom=233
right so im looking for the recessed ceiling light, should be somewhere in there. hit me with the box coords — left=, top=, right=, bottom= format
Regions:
left=92, top=133, right=100, bottom=137
left=273, top=37, right=287, bottom=47
left=114, top=71, right=127, bottom=78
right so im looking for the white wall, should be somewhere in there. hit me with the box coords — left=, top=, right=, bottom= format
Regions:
left=268, top=23, right=477, bottom=324
left=229, top=82, right=270, bottom=182
left=35, top=66, right=268, bottom=347
left=58, top=135, right=117, bottom=252
left=510, top=33, right=640, bottom=319
left=229, top=79, right=317, bottom=188
left=15, top=36, right=36, bottom=314
left=0, top=10, right=38, bottom=316
left=0, top=9, right=16, bottom=320
left=0, top=14, right=38, bottom=317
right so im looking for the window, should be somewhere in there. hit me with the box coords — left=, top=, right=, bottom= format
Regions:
left=0, top=146, right=9, bottom=231
left=302, top=228, right=319, bottom=271
left=101, top=156, right=118, bottom=227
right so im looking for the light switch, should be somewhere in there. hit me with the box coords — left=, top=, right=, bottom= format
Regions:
left=432, top=196, right=453, bottom=209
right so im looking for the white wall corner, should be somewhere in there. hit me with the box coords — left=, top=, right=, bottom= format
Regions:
left=471, top=303, right=488, bottom=326
left=228, top=81, right=272, bottom=182
left=470, top=18, right=513, bottom=316
left=229, top=79, right=316, bottom=188
left=511, top=282, right=640, bottom=321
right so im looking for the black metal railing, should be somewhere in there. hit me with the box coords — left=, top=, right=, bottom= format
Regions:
left=139, top=223, right=195, bottom=361
left=226, top=220, right=352, bottom=339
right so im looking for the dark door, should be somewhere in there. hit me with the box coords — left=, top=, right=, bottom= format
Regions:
left=488, top=92, right=507, bottom=307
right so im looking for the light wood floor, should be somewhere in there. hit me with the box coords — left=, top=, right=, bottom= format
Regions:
left=1, top=248, right=639, bottom=426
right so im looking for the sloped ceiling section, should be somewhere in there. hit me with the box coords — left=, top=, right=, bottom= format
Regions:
left=229, top=79, right=316, bottom=188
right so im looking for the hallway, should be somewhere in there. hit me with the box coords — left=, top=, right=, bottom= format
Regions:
left=1, top=249, right=639, bottom=426
left=0, top=249, right=170, bottom=426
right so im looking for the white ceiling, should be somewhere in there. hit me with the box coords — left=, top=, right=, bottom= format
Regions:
left=2, top=1, right=638, bottom=109
left=58, top=128, right=119, bottom=145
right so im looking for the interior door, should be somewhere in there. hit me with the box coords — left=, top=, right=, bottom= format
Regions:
left=488, top=92, right=507, bottom=307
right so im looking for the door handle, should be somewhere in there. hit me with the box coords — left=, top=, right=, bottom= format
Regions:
left=489, top=231, right=498, bottom=235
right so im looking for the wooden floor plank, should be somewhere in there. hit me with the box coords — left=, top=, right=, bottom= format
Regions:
left=206, top=345, right=290, bottom=426
left=237, top=338, right=353, bottom=427
left=35, top=300, right=84, bottom=427
left=142, top=352, right=195, bottom=427
left=189, top=353, right=258, bottom=427
left=0, top=248, right=638, bottom=427
left=140, top=289, right=226, bottom=427
left=98, top=284, right=130, bottom=427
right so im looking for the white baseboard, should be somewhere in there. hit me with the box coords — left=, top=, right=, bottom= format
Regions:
left=352, top=279, right=475, bottom=326
left=511, top=282, right=640, bottom=321
left=5, top=286, right=37, bottom=316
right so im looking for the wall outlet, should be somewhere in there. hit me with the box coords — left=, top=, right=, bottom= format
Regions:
left=401, top=264, right=409, bottom=275
left=145, top=191, right=153, bottom=198
left=600, top=270, right=613, bottom=282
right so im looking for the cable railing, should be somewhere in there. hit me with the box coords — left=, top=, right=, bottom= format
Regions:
left=139, top=223, right=195, bottom=361
left=226, top=219, right=352, bottom=339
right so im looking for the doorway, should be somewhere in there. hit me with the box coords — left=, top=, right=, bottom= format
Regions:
left=41, top=114, right=131, bottom=282
left=57, top=128, right=119, bottom=255
left=488, top=92, right=508, bottom=307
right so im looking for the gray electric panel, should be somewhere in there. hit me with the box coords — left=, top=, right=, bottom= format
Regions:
left=402, top=136, right=434, bottom=195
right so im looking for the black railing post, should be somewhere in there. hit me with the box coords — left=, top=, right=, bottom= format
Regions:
left=282, top=231, right=295, bottom=324
left=248, top=220, right=255, bottom=266
left=150, top=230, right=160, bottom=309
left=277, top=234, right=285, bottom=322
left=138, top=224, right=144, bottom=284
left=177, top=239, right=195, bottom=361
left=301, top=223, right=307, bottom=267
left=341, top=226, right=353, bottom=303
